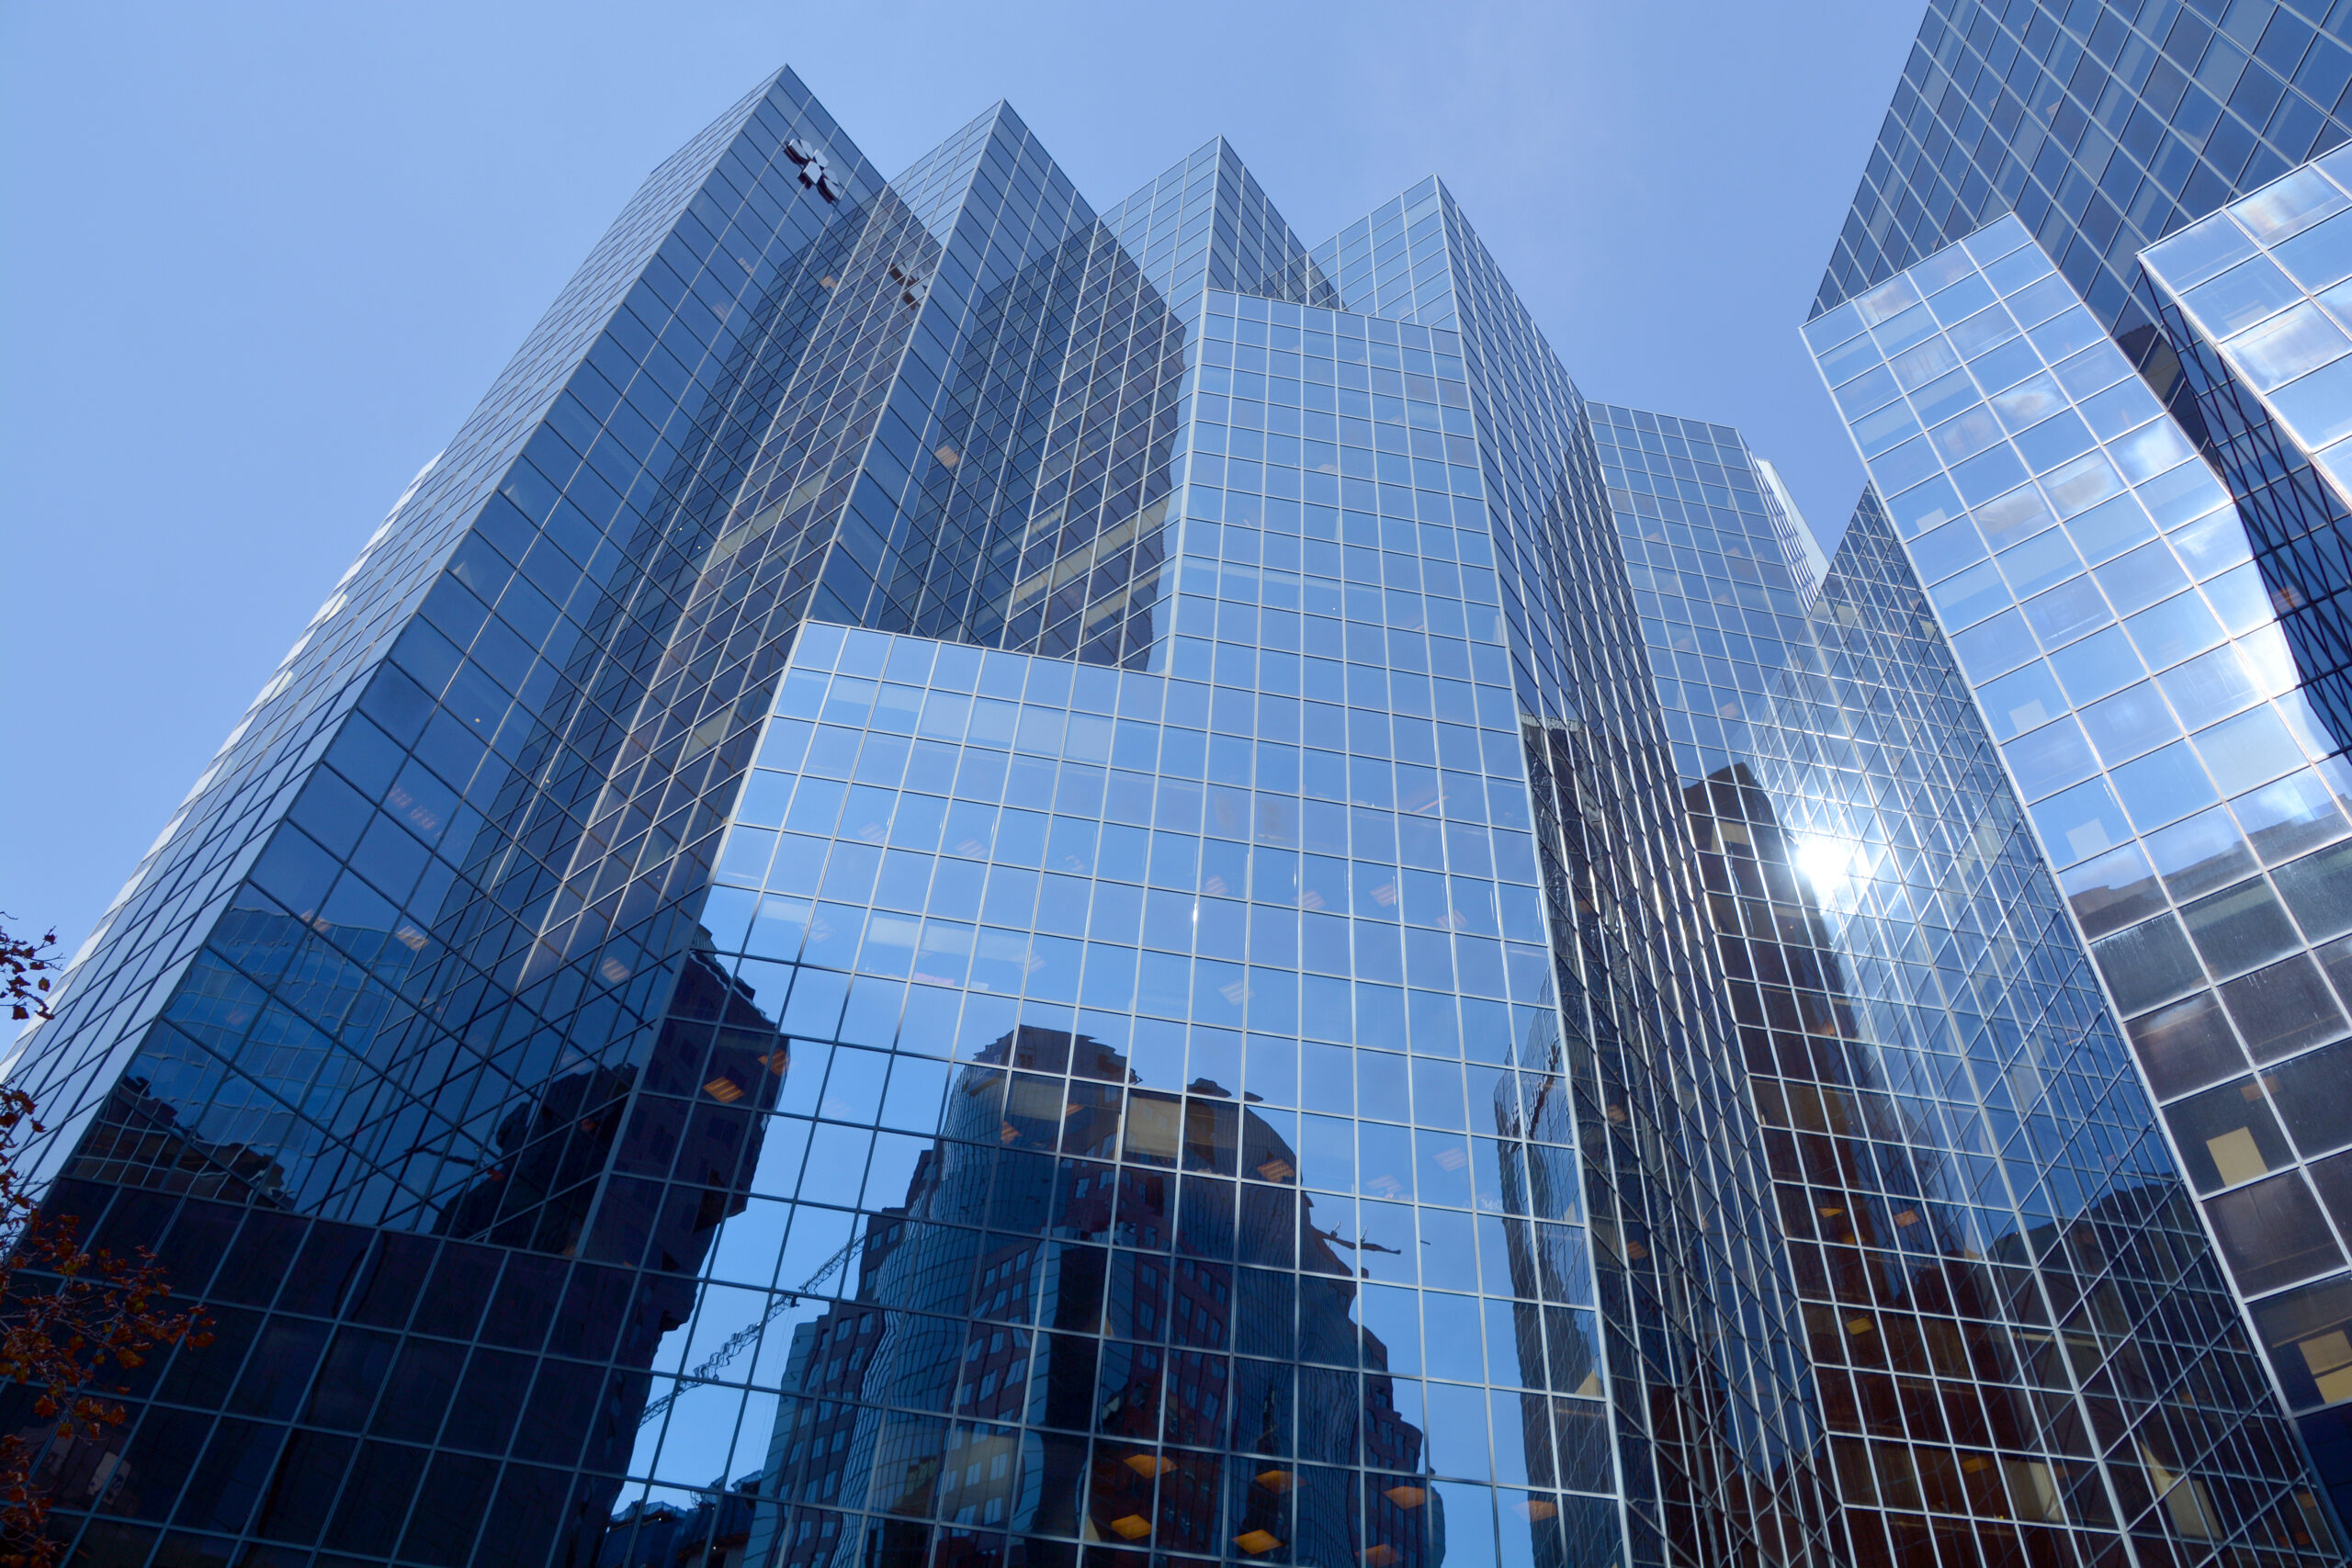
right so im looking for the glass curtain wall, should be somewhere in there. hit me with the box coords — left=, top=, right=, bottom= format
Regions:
left=2138, top=149, right=2352, bottom=756
left=1805, top=207, right=2352, bottom=1533
left=1815, top=0, right=2352, bottom=355
left=1815, top=0, right=2352, bottom=777
left=0, top=74, right=1658, bottom=1568
left=19, top=30, right=2352, bottom=1568
left=1601, top=400, right=2338, bottom=1562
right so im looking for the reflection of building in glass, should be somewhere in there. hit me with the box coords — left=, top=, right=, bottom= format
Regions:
left=1606, top=401, right=2337, bottom=1561
left=670, top=1026, right=1452, bottom=1568
left=10, top=29, right=2349, bottom=1568
left=0, top=61, right=1637, bottom=1565
left=1812, top=4, right=2352, bottom=1540
left=1803, top=191, right=2352, bottom=1542
left=600, top=1483, right=763, bottom=1568
left=1817, top=1, right=2352, bottom=764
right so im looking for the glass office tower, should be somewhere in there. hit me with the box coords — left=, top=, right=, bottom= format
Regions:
left=1807, top=0, right=2352, bottom=1542
left=1816, top=0, right=2352, bottom=351
left=1816, top=0, right=2352, bottom=750
left=1600, top=403, right=2335, bottom=1563
left=3, top=52, right=2340, bottom=1568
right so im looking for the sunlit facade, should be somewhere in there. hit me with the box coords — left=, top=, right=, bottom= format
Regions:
left=1805, top=188, right=2352, bottom=1552
left=1600, top=401, right=2336, bottom=1562
left=4, top=39, right=2347, bottom=1568
left=1810, top=0, right=2352, bottom=1541
left=0, top=69, right=1635, bottom=1568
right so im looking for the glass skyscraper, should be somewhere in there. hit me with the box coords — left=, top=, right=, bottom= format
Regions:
left=1815, top=0, right=2352, bottom=750
left=1804, top=0, right=2352, bottom=1551
left=6, top=36, right=2350, bottom=1568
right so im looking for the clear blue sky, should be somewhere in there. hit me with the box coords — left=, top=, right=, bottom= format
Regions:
left=0, top=1, right=1923, bottom=960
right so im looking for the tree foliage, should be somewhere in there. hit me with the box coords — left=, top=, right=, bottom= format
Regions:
left=0, top=924, right=56, bottom=1025
left=0, top=926, right=209, bottom=1564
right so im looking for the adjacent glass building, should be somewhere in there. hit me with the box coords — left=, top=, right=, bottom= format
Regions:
left=1804, top=0, right=2352, bottom=1548
left=1598, top=399, right=2343, bottom=1563
left=1815, top=0, right=2352, bottom=750
left=5, top=41, right=2347, bottom=1568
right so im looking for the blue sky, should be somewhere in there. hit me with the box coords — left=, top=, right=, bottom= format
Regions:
left=0, top=1, right=1923, bottom=960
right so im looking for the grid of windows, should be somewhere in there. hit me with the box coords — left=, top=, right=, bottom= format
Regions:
left=18, top=37, right=2352, bottom=1568
left=4, top=66, right=910, bottom=1564
left=1602, top=400, right=2338, bottom=1561
left=1818, top=5, right=2352, bottom=745
left=0, top=73, right=1670, bottom=1566
left=607, top=616, right=1603, bottom=1565
left=2, top=69, right=873, bottom=1190
left=1815, top=0, right=2352, bottom=345
left=1822, top=11, right=2352, bottom=1531
left=1105, top=141, right=1337, bottom=311
left=1439, top=205, right=1840, bottom=1563
left=1809, top=207, right=2352, bottom=1534
left=2140, top=148, right=2352, bottom=754
left=2152, top=147, right=2352, bottom=490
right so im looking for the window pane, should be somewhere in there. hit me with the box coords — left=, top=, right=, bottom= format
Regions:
left=2092, top=916, right=2202, bottom=1015
left=2251, top=1274, right=2352, bottom=1411
left=2060, top=844, right=2165, bottom=938
left=2276, top=840, right=2352, bottom=942
left=2181, top=878, right=2301, bottom=977
left=2268, top=1039, right=2352, bottom=1158
left=2129, top=991, right=2251, bottom=1099
left=2165, top=1077, right=2296, bottom=1193
left=2205, top=1173, right=2345, bottom=1293
left=2222, top=955, right=2351, bottom=1065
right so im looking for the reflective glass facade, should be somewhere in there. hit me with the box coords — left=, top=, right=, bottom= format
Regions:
left=1816, top=9, right=2352, bottom=1536
left=1817, top=2, right=2352, bottom=761
left=662, top=615, right=1603, bottom=1568
left=2146, top=147, right=2352, bottom=498
left=1815, top=0, right=2352, bottom=345
left=7, top=50, right=2346, bottom=1568
left=1, top=69, right=1644, bottom=1568
left=2140, top=150, right=2352, bottom=758
left=1805, top=205, right=2352, bottom=1540
left=1602, top=402, right=2336, bottom=1562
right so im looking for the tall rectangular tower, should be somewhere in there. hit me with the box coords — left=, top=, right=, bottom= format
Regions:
left=6, top=71, right=1637, bottom=1568
left=1821, top=0, right=2352, bottom=752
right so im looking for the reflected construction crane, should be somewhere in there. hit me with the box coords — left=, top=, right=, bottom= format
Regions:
left=637, top=1230, right=865, bottom=1428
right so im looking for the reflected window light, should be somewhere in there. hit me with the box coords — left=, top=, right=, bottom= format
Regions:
left=1792, top=837, right=1853, bottom=897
